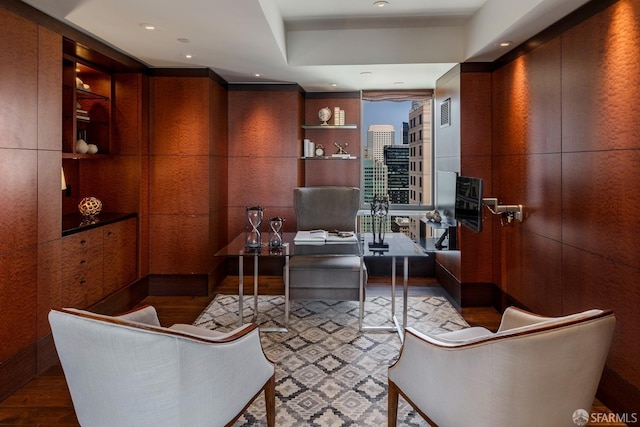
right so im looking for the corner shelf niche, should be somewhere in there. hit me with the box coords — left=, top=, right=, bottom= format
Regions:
left=62, top=56, right=113, bottom=158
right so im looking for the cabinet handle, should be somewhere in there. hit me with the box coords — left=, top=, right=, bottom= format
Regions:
left=80, top=279, right=86, bottom=285
left=80, top=240, right=87, bottom=245
left=80, top=259, right=86, bottom=264
left=107, top=231, right=113, bottom=236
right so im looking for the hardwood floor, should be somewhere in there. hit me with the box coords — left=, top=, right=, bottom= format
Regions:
left=0, top=277, right=624, bottom=426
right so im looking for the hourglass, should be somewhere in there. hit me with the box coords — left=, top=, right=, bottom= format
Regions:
left=268, top=217, right=284, bottom=247
left=245, top=206, right=264, bottom=248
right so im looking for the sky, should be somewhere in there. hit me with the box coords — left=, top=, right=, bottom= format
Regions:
left=362, top=100, right=413, bottom=145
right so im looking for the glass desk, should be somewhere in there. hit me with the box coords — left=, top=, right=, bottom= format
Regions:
left=216, top=232, right=427, bottom=341
left=215, top=232, right=361, bottom=332
left=361, top=232, right=430, bottom=342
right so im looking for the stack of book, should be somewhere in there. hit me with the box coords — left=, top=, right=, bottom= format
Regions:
left=76, top=109, right=90, bottom=122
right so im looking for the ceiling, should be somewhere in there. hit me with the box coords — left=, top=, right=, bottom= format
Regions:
left=21, top=0, right=591, bottom=92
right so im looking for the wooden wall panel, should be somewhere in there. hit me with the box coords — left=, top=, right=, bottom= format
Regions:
left=36, top=239, right=62, bottom=337
left=304, top=159, right=360, bottom=187
left=0, top=8, right=37, bottom=150
left=0, top=149, right=38, bottom=254
left=227, top=88, right=302, bottom=239
left=37, top=150, right=62, bottom=244
left=37, top=26, right=61, bottom=151
left=562, top=150, right=640, bottom=269
left=561, top=0, right=640, bottom=153
left=0, top=247, right=37, bottom=361
left=562, top=245, right=640, bottom=394
left=149, top=155, right=210, bottom=215
left=150, top=77, right=210, bottom=156
left=113, top=74, right=144, bottom=155
left=148, top=214, right=210, bottom=274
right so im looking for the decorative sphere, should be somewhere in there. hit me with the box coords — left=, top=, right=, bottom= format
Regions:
left=78, top=197, right=103, bottom=217
left=87, top=144, right=98, bottom=154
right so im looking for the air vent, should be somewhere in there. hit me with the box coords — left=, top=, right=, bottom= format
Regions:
left=440, top=98, right=451, bottom=127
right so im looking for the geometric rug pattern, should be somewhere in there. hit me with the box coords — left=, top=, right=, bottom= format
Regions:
left=194, top=294, right=469, bottom=426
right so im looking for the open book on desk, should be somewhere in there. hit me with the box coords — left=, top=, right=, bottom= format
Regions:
left=294, top=230, right=358, bottom=245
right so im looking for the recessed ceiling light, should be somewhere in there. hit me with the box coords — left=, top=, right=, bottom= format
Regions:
left=141, top=23, right=155, bottom=30
left=374, top=1, right=389, bottom=8
left=329, top=83, right=338, bottom=87
left=393, top=81, right=405, bottom=85
left=185, top=54, right=193, bottom=59
left=177, top=38, right=189, bottom=43
left=360, top=71, right=373, bottom=75
left=499, top=41, right=513, bottom=47
left=253, top=73, right=262, bottom=77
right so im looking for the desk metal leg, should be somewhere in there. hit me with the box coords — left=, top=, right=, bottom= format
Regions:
left=402, top=256, right=409, bottom=339
left=252, top=254, right=259, bottom=323
left=360, top=255, right=403, bottom=342
left=284, top=252, right=290, bottom=322
left=358, top=256, right=364, bottom=331
left=238, top=255, right=244, bottom=327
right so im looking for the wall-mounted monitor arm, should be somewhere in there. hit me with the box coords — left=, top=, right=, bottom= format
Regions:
left=482, top=198, right=524, bottom=223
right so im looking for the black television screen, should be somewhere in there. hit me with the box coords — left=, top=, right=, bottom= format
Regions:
left=455, top=175, right=483, bottom=233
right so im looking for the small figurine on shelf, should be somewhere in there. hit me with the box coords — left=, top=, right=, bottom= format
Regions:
left=334, top=142, right=349, bottom=155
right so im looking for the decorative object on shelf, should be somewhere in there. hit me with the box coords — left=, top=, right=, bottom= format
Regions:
left=78, top=196, right=103, bottom=218
left=318, top=107, right=332, bottom=125
left=268, top=217, right=285, bottom=247
left=245, top=206, right=264, bottom=248
left=75, top=76, right=90, bottom=91
left=333, top=107, right=345, bottom=125
left=315, top=144, right=324, bottom=157
left=76, top=129, right=89, bottom=154
left=304, top=139, right=315, bottom=158
left=61, top=167, right=67, bottom=191
left=425, top=209, right=442, bottom=223
left=334, top=142, right=349, bottom=155
left=87, top=144, right=99, bottom=154
left=369, top=194, right=389, bottom=250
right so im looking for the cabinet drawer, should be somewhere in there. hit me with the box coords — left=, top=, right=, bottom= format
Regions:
left=61, top=227, right=103, bottom=308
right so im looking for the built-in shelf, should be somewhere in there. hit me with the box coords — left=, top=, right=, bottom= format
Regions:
left=302, top=124, right=358, bottom=129
left=302, top=156, right=358, bottom=160
left=62, top=153, right=112, bottom=160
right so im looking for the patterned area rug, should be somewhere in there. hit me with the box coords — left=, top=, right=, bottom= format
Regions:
left=194, top=294, right=468, bottom=426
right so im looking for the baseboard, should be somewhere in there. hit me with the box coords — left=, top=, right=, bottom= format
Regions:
left=147, top=274, right=209, bottom=296
left=0, top=342, right=37, bottom=403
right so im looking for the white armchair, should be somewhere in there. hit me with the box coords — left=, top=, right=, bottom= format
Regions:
left=388, top=307, right=615, bottom=427
left=49, top=305, right=275, bottom=427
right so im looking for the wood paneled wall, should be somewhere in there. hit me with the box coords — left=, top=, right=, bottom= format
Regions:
left=227, top=86, right=304, bottom=238
left=491, top=0, right=640, bottom=413
left=0, top=7, right=62, bottom=397
left=148, top=75, right=228, bottom=278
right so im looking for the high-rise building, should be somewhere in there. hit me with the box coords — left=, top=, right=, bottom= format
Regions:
left=367, top=124, right=394, bottom=163
left=384, top=145, right=409, bottom=204
left=408, top=100, right=432, bottom=239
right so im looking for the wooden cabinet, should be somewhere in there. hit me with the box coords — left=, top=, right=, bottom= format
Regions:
left=61, top=227, right=104, bottom=308
left=61, top=218, right=137, bottom=309
left=62, top=56, right=112, bottom=158
left=103, top=218, right=137, bottom=296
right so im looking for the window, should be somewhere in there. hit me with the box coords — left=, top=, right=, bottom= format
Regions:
left=360, top=90, right=434, bottom=239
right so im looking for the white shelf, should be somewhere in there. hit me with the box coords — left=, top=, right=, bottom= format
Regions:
left=302, top=124, right=357, bottom=129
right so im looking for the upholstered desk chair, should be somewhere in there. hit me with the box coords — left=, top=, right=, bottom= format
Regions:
left=289, top=186, right=366, bottom=300
left=49, top=306, right=275, bottom=427
left=388, top=307, right=615, bottom=427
